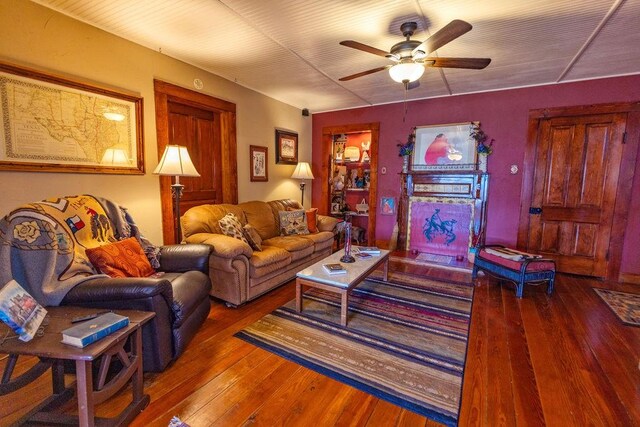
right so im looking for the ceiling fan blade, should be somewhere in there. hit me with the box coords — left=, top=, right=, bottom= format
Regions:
left=412, top=19, right=472, bottom=56
left=340, top=40, right=390, bottom=58
left=424, top=57, right=491, bottom=69
left=339, top=66, right=391, bottom=81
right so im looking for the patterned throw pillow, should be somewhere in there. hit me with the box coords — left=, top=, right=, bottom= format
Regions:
left=243, top=224, right=262, bottom=251
left=279, top=209, right=309, bottom=236
left=86, top=237, right=156, bottom=278
left=218, top=213, right=249, bottom=244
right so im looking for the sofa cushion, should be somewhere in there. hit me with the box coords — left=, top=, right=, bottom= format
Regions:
left=278, top=209, right=309, bottom=235
left=249, top=246, right=292, bottom=278
left=243, top=224, right=262, bottom=251
left=219, top=213, right=249, bottom=245
left=300, top=231, right=335, bottom=252
left=240, top=201, right=278, bottom=240
left=86, top=237, right=156, bottom=278
left=262, top=236, right=314, bottom=261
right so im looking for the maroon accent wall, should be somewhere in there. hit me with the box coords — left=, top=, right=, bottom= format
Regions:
left=312, top=75, right=640, bottom=275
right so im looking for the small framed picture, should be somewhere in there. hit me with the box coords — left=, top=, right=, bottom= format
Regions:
left=381, top=197, right=396, bottom=215
left=250, top=145, right=268, bottom=182
left=275, top=129, right=298, bottom=164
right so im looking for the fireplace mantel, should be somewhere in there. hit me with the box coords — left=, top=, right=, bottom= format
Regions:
left=398, top=170, right=489, bottom=254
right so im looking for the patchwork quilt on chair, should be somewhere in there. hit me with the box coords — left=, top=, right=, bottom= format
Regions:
left=0, top=195, right=159, bottom=306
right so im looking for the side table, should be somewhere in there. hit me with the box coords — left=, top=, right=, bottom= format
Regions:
left=0, top=307, right=155, bottom=426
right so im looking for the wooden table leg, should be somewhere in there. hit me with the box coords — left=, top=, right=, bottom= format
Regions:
left=383, top=257, right=389, bottom=281
left=341, top=291, right=348, bottom=327
left=131, top=329, right=144, bottom=402
left=295, top=279, right=303, bottom=313
left=75, top=360, right=95, bottom=427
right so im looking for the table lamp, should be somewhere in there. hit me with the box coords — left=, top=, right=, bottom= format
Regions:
left=153, top=145, right=200, bottom=243
left=291, top=162, right=314, bottom=205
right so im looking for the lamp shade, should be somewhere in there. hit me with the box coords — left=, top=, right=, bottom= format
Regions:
left=291, top=162, right=314, bottom=180
left=100, top=148, right=130, bottom=166
left=153, top=145, right=200, bottom=177
left=389, top=61, right=425, bottom=83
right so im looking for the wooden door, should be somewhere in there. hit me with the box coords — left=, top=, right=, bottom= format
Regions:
left=168, top=101, right=223, bottom=213
left=522, top=110, right=627, bottom=277
left=154, top=80, right=237, bottom=245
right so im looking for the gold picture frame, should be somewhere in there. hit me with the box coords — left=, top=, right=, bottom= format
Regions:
left=411, top=122, right=478, bottom=171
left=0, top=62, right=144, bottom=174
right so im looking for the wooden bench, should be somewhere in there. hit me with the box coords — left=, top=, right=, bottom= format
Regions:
left=472, top=245, right=556, bottom=298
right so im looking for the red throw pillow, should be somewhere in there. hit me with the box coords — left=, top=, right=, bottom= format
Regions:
left=86, top=237, right=156, bottom=278
left=306, top=208, right=318, bottom=233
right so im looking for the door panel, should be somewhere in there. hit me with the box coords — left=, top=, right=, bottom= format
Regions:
left=168, top=101, right=223, bottom=215
left=527, top=113, right=626, bottom=277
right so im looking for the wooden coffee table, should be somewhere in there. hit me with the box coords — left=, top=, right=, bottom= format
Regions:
left=0, top=307, right=154, bottom=427
left=295, top=249, right=389, bottom=326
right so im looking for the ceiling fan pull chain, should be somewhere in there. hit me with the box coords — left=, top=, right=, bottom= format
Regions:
left=403, top=81, right=409, bottom=122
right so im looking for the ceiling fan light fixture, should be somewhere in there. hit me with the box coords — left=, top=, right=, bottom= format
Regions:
left=389, top=61, right=424, bottom=83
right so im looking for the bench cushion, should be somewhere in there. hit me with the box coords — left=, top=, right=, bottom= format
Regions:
left=478, top=249, right=555, bottom=272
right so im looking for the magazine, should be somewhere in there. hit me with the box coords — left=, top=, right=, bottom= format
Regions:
left=0, top=280, right=48, bottom=342
left=356, top=246, right=381, bottom=255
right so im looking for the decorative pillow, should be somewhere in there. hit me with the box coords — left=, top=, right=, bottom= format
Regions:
left=86, top=237, right=156, bottom=278
left=218, top=213, right=249, bottom=244
left=306, top=208, right=318, bottom=233
left=243, top=223, right=262, bottom=251
left=279, top=209, right=309, bottom=236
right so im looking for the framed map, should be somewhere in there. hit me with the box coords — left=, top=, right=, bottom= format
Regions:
left=0, top=62, right=144, bottom=174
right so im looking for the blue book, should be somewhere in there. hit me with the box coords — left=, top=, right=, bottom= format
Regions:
left=61, top=312, right=129, bottom=348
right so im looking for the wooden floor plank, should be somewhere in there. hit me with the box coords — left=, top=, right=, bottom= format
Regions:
left=483, top=278, right=517, bottom=425
left=501, top=289, right=546, bottom=425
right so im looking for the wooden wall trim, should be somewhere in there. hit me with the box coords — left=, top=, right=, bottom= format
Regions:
left=619, top=272, right=640, bottom=285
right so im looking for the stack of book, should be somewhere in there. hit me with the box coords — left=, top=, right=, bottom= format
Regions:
left=322, top=263, right=347, bottom=275
left=61, top=312, right=129, bottom=348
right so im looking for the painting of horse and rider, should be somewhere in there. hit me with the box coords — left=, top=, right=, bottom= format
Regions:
left=407, top=199, right=474, bottom=258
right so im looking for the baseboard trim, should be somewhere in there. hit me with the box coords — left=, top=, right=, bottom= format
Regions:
left=619, top=272, right=640, bottom=284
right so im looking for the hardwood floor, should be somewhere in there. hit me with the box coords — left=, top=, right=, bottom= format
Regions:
left=1, top=257, right=638, bottom=426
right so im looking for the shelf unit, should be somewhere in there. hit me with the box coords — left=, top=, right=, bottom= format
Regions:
left=321, top=123, right=379, bottom=246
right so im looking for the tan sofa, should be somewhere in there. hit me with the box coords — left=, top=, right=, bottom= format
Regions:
left=181, top=199, right=339, bottom=306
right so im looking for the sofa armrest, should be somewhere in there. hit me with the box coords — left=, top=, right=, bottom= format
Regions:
left=62, top=277, right=174, bottom=303
left=185, top=233, right=253, bottom=259
left=158, top=244, right=211, bottom=274
left=317, top=215, right=340, bottom=233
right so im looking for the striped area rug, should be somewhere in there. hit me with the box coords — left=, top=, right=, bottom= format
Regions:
left=235, top=270, right=474, bottom=426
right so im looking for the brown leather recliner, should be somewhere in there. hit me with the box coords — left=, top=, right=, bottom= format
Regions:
left=61, top=244, right=212, bottom=372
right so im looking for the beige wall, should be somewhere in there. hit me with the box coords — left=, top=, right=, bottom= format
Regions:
left=0, top=0, right=311, bottom=244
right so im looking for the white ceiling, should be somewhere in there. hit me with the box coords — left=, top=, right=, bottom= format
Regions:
left=33, top=0, right=640, bottom=113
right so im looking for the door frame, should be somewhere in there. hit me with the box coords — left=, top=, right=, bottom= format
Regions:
left=517, top=102, right=640, bottom=281
left=154, top=80, right=238, bottom=244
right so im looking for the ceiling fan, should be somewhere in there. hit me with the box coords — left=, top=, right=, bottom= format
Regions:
left=339, top=20, right=491, bottom=85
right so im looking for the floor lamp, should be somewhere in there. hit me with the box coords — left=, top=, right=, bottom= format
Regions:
left=291, top=162, right=314, bottom=206
left=154, top=145, right=200, bottom=243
